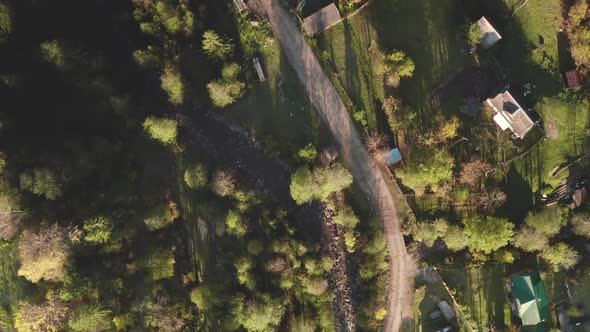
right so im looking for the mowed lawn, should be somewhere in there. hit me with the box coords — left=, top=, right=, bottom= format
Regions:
left=224, top=41, right=329, bottom=159
left=316, top=0, right=473, bottom=131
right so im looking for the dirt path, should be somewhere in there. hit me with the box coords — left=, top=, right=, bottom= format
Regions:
left=259, top=1, right=414, bottom=330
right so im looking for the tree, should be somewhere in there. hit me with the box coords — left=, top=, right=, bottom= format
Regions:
left=160, top=66, right=185, bottom=105
left=463, top=216, right=514, bottom=254
left=212, top=169, right=236, bottom=197
left=334, top=204, right=360, bottom=229
left=302, top=277, right=329, bottom=296
left=364, top=132, right=388, bottom=154
left=344, top=229, right=357, bottom=253
left=143, top=116, right=178, bottom=145
left=0, top=179, right=24, bottom=239
left=145, top=246, right=175, bottom=280
left=14, top=292, right=69, bottom=332
left=40, top=40, right=65, bottom=69
left=226, top=210, right=247, bottom=237
left=290, top=163, right=353, bottom=204
left=443, top=225, right=469, bottom=251
left=541, top=243, right=580, bottom=271
left=143, top=293, right=186, bottom=332
left=0, top=3, right=12, bottom=41
left=83, top=216, right=113, bottom=244
left=19, top=168, right=62, bottom=200
left=297, top=143, right=318, bottom=163
left=144, top=203, right=174, bottom=231
left=184, top=163, right=207, bottom=189
left=132, top=46, right=161, bottom=68
left=235, top=256, right=256, bottom=290
left=291, top=315, right=317, bottom=332
left=202, top=30, right=233, bottom=60
left=567, top=0, right=590, bottom=71
left=240, top=295, right=285, bottom=332
left=493, top=249, right=517, bottom=264
left=375, top=50, right=415, bottom=88
left=396, top=148, right=454, bottom=194
left=511, top=226, right=549, bottom=252
left=458, top=158, right=493, bottom=188
left=207, top=79, right=245, bottom=108
left=68, top=304, right=112, bottom=332
left=18, top=224, right=70, bottom=283
left=412, top=218, right=449, bottom=247
left=525, top=206, right=565, bottom=236
left=571, top=212, right=590, bottom=238
left=475, top=187, right=507, bottom=212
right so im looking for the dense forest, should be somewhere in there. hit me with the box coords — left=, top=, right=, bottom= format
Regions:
left=0, top=0, right=389, bottom=331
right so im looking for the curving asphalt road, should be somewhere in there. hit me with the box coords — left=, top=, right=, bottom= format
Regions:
left=259, top=0, right=413, bottom=331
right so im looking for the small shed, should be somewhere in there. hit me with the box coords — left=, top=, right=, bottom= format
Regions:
left=384, top=148, right=402, bottom=166
left=477, top=17, right=502, bottom=49
left=564, top=69, right=581, bottom=88
left=233, top=0, right=247, bottom=12
left=303, top=3, right=341, bottom=36
left=253, top=57, right=266, bottom=82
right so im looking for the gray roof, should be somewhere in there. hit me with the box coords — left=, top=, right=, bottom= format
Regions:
left=303, top=3, right=341, bottom=36
left=477, top=17, right=502, bottom=49
left=486, top=91, right=535, bottom=139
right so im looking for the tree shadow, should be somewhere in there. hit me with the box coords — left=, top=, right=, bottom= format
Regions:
left=498, top=163, right=534, bottom=222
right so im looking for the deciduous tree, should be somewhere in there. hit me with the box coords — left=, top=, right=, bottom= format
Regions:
left=0, top=3, right=11, bottom=41
left=525, top=206, right=565, bottom=236
left=212, top=169, right=236, bottom=197
left=14, top=292, right=69, bottom=332
left=142, top=116, right=177, bottom=145
left=541, top=243, right=580, bottom=271
left=375, top=50, right=415, bottom=88
left=412, top=218, right=449, bottom=247
left=463, top=216, right=514, bottom=254
left=571, top=212, right=590, bottom=238
left=202, top=30, right=233, bottom=60
left=442, top=225, right=469, bottom=251
left=160, top=66, right=185, bottom=105
left=184, top=163, right=207, bottom=189
left=458, top=158, right=493, bottom=188
left=19, top=168, right=62, bottom=200
left=290, top=163, right=353, bottom=205
left=18, top=224, right=70, bottom=283
left=144, top=203, right=174, bottom=231
left=511, top=226, right=549, bottom=252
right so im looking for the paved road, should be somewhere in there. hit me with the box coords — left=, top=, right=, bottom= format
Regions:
left=259, top=1, right=413, bottom=331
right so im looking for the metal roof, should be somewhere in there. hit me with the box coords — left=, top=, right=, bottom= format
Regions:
left=511, top=271, right=550, bottom=326
left=486, top=91, right=534, bottom=139
left=477, top=17, right=502, bottom=49
left=385, top=148, right=402, bottom=166
left=303, top=3, right=341, bottom=36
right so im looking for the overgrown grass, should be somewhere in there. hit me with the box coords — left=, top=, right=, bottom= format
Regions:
left=225, top=41, right=330, bottom=159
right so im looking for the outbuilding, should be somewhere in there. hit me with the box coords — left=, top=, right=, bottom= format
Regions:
left=303, top=3, right=341, bottom=36
left=476, top=17, right=502, bottom=49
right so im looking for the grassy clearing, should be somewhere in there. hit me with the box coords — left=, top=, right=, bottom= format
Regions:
left=316, top=0, right=474, bottom=131
left=225, top=41, right=330, bottom=159
left=441, top=264, right=512, bottom=330
left=500, top=0, right=564, bottom=96
left=514, top=97, right=590, bottom=194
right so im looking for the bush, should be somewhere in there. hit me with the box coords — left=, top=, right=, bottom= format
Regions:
left=142, top=116, right=178, bottom=145
left=184, top=163, right=207, bottom=189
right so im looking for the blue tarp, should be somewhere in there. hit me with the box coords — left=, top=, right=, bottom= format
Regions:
left=386, top=148, right=402, bottom=166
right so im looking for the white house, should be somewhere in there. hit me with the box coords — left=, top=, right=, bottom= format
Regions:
left=486, top=91, right=535, bottom=139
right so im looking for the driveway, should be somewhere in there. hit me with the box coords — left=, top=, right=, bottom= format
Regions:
left=259, top=0, right=413, bottom=331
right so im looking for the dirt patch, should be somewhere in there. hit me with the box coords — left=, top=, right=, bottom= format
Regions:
left=546, top=119, right=559, bottom=139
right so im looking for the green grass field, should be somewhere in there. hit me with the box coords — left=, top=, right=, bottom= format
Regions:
left=225, top=41, right=330, bottom=159
left=316, top=0, right=474, bottom=132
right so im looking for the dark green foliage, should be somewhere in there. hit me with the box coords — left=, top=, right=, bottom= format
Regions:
left=68, top=304, right=112, bottom=332
left=19, top=168, right=62, bottom=200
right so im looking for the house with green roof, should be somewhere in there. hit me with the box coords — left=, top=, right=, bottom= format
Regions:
left=509, top=270, right=550, bottom=329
